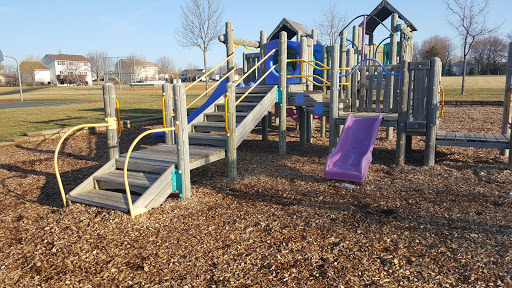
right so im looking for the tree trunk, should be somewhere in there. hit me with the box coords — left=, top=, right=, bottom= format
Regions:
left=203, top=52, right=208, bottom=91
left=461, top=54, right=467, bottom=95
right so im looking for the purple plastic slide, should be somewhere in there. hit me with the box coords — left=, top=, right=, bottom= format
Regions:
left=324, top=113, right=383, bottom=182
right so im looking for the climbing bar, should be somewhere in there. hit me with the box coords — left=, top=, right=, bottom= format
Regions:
left=115, top=99, right=122, bottom=136
left=439, top=86, right=445, bottom=119
left=287, top=74, right=331, bottom=87
left=123, top=126, right=177, bottom=218
left=185, top=52, right=236, bottom=91
left=225, top=93, right=230, bottom=136
left=244, top=45, right=257, bottom=51
left=54, top=122, right=116, bottom=207
left=187, top=67, right=237, bottom=109
left=287, top=59, right=330, bottom=71
left=235, top=48, right=278, bottom=86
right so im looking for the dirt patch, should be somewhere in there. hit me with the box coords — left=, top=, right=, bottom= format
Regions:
left=0, top=105, right=511, bottom=287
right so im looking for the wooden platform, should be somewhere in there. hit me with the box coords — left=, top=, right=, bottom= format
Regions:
left=117, top=144, right=225, bottom=173
left=436, top=131, right=511, bottom=149
left=335, top=112, right=398, bottom=127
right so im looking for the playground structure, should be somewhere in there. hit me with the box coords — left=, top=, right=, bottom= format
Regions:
left=53, top=1, right=512, bottom=217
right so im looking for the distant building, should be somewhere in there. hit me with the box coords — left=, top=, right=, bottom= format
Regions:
left=0, top=72, right=15, bottom=86
left=449, top=56, right=477, bottom=76
left=112, top=59, right=158, bottom=82
left=43, top=54, right=92, bottom=86
left=180, top=69, right=205, bottom=82
left=20, top=61, right=51, bottom=84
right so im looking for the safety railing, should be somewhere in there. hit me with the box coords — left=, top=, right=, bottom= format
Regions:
left=123, top=125, right=178, bottom=218
left=54, top=121, right=117, bottom=207
left=439, top=86, right=445, bottom=119
left=187, top=67, right=237, bottom=109
left=185, top=52, right=236, bottom=92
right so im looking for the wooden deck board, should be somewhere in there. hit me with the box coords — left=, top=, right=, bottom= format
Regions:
left=67, top=190, right=139, bottom=212
left=436, top=131, right=510, bottom=149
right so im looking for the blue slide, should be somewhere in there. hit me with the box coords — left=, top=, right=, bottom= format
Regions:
left=152, top=78, right=228, bottom=139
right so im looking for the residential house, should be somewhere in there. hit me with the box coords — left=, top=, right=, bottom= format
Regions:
left=113, top=59, right=158, bottom=82
left=449, top=56, right=477, bottom=76
left=180, top=69, right=205, bottom=82
left=20, top=61, right=51, bottom=85
left=0, top=72, right=15, bottom=86
left=43, top=54, right=93, bottom=86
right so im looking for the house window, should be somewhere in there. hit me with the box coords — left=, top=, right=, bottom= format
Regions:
left=58, top=61, right=66, bottom=66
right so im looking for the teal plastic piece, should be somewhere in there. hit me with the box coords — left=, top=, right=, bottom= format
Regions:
left=172, top=169, right=183, bottom=198
left=276, top=88, right=282, bottom=105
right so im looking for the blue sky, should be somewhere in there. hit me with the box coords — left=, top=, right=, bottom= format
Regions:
left=1, top=0, right=510, bottom=70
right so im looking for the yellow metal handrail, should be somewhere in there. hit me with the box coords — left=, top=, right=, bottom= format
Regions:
left=115, top=99, right=122, bottom=136
left=439, top=86, right=445, bottom=119
left=288, top=58, right=330, bottom=71
left=507, top=90, right=512, bottom=126
left=235, top=64, right=278, bottom=106
left=54, top=122, right=116, bottom=207
left=287, top=74, right=331, bottom=87
left=235, top=48, right=278, bottom=86
left=123, top=126, right=177, bottom=218
left=185, top=52, right=236, bottom=91
left=225, top=93, right=230, bottom=136
left=187, top=67, right=237, bottom=109
left=162, top=93, right=167, bottom=128
left=244, top=45, right=257, bottom=51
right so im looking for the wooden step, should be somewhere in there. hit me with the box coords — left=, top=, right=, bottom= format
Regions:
left=215, top=102, right=258, bottom=112
left=67, top=189, right=140, bottom=212
left=235, top=86, right=274, bottom=93
left=191, top=121, right=241, bottom=133
left=204, top=111, right=249, bottom=122
left=94, top=170, right=160, bottom=194
left=188, top=133, right=227, bottom=148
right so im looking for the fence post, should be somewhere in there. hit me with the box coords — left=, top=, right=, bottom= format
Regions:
left=103, top=83, right=119, bottom=160
left=279, top=31, right=287, bottom=155
left=260, top=30, right=269, bottom=141
left=329, top=45, right=340, bottom=153
left=425, top=58, right=441, bottom=166
left=174, top=83, right=191, bottom=198
left=162, top=83, right=175, bottom=145
left=226, top=82, right=237, bottom=178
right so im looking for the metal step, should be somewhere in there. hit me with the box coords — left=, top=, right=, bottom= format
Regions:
left=94, top=170, right=160, bottom=194
left=67, top=189, right=140, bottom=212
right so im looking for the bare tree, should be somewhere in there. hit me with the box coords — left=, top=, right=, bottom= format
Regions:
left=418, top=35, right=454, bottom=75
left=156, top=56, right=176, bottom=79
left=444, top=0, right=500, bottom=94
left=315, top=1, right=346, bottom=45
left=20, top=56, right=43, bottom=86
left=506, top=33, right=512, bottom=42
left=86, top=50, right=111, bottom=85
left=176, top=0, right=223, bottom=90
left=470, top=36, right=508, bottom=74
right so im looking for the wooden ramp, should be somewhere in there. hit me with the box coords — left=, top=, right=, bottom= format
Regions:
left=436, top=131, right=511, bottom=149
left=66, top=85, right=278, bottom=215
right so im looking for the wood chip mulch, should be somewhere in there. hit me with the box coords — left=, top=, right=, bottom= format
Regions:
left=0, top=105, right=511, bottom=287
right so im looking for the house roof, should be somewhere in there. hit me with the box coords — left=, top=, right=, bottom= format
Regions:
left=268, top=18, right=311, bottom=41
left=359, top=0, right=417, bottom=34
left=21, top=61, right=48, bottom=70
left=46, top=54, right=90, bottom=62
left=120, top=59, right=157, bottom=67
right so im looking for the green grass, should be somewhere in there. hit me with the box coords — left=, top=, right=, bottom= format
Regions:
left=0, top=83, right=211, bottom=141
left=441, top=75, right=506, bottom=101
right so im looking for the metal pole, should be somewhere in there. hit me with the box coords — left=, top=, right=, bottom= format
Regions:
left=5, top=56, right=23, bottom=101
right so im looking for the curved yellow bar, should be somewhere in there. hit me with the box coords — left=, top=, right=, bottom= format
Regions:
left=244, top=45, right=257, bottom=51
left=161, top=93, right=167, bottom=128
left=225, top=93, right=230, bottom=136
left=439, top=86, right=445, bottom=119
left=115, top=99, right=122, bottom=136
left=123, top=126, right=176, bottom=218
left=287, top=59, right=330, bottom=71
left=54, top=123, right=114, bottom=207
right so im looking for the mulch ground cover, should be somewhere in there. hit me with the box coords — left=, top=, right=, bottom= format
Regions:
left=0, top=105, right=510, bottom=287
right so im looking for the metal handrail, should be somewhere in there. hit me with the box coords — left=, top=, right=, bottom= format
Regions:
left=235, top=64, right=278, bottom=106
left=439, top=86, right=445, bottom=119
left=123, top=126, right=177, bottom=218
left=288, top=58, right=330, bottom=71
left=507, top=90, right=512, bottom=126
left=115, top=99, right=122, bottom=136
left=185, top=52, right=236, bottom=91
left=287, top=74, right=331, bottom=87
left=162, top=93, right=167, bottom=128
left=225, top=93, right=230, bottom=136
left=235, top=48, right=278, bottom=86
left=187, top=67, right=236, bottom=109
left=54, top=122, right=116, bottom=207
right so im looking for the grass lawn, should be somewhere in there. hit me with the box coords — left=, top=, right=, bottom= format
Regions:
left=0, top=75, right=508, bottom=141
left=441, top=75, right=506, bottom=101
left=0, top=83, right=212, bottom=141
